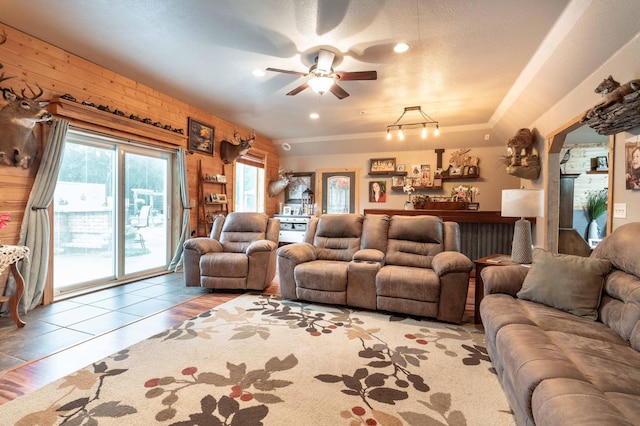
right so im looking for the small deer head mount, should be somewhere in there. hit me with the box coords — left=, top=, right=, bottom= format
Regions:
left=0, top=83, right=52, bottom=168
left=268, top=168, right=293, bottom=197
left=220, top=129, right=256, bottom=164
left=0, top=30, right=52, bottom=168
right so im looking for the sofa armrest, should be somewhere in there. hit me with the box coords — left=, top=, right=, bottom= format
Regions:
left=184, top=237, right=223, bottom=255
left=432, top=251, right=473, bottom=276
left=277, top=243, right=317, bottom=300
left=481, top=265, right=529, bottom=297
left=277, top=242, right=317, bottom=264
left=246, top=239, right=277, bottom=255
left=183, top=238, right=223, bottom=287
left=353, top=248, right=385, bottom=264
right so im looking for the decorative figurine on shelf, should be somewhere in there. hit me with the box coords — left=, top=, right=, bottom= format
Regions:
left=403, top=180, right=415, bottom=210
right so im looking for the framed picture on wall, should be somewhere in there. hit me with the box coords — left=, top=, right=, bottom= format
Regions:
left=285, top=172, right=315, bottom=204
left=369, top=158, right=396, bottom=174
left=369, top=181, right=387, bottom=202
left=625, top=142, right=640, bottom=189
left=188, top=118, right=215, bottom=155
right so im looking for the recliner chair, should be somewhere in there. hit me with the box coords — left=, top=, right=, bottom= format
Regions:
left=183, top=212, right=280, bottom=290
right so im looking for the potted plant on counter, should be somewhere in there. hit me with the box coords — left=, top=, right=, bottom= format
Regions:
left=584, top=190, right=607, bottom=240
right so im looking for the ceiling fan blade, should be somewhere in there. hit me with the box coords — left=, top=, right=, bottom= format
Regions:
left=266, top=67, right=307, bottom=77
left=329, top=83, right=349, bottom=100
left=286, top=82, right=309, bottom=96
left=336, top=70, right=378, bottom=81
left=316, top=49, right=336, bottom=72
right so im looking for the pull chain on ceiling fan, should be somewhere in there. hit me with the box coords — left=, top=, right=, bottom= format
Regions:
left=266, top=48, right=377, bottom=99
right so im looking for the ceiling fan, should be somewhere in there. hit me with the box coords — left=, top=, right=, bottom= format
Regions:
left=266, top=48, right=377, bottom=99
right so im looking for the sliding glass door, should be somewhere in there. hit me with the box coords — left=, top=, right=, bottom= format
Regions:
left=53, top=130, right=172, bottom=296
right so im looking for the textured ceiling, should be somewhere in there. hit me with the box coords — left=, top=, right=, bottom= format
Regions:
left=0, top=0, right=638, bottom=156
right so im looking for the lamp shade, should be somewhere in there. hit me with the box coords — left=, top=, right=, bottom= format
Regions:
left=308, top=77, right=334, bottom=94
left=501, top=189, right=543, bottom=218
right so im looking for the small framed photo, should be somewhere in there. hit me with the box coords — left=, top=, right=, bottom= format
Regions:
left=369, top=157, right=396, bottom=174
left=188, top=118, right=215, bottom=155
left=396, top=164, right=406, bottom=172
left=449, top=167, right=463, bottom=176
left=210, top=193, right=218, bottom=202
left=391, top=176, right=404, bottom=187
left=596, top=156, right=608, bottom=171
left=410, top=164, right=421, bottom=178
left=433, top=178, right=443, bottom=187
left=216, top=174, right=227, bottom=183
left=282, top=206, right=292, bottom=215
left=217, top=194, right=227, bottom=203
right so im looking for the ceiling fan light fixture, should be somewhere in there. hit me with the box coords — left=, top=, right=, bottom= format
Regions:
left=386, top=106, right=439, bottom=140
left=394, top=42, right=409, bottom=53
left=308, top=76, right=335, bottom=94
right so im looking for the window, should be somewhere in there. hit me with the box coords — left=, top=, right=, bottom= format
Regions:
left=53, top=129, right=173, bottom=296
left=234, top=153, right=265, bottom=212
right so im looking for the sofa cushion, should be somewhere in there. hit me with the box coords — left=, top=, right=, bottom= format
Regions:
left=294, top=260, right=349, bottom=292
left=376, top=265, right=440, bottom=302
left=313, top=214, right=363, bottom=261
left=517, top=248, right=611, bottom=320
left=385, top=215, right=444, bottom=268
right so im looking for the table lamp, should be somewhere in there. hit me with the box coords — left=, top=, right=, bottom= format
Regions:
left=501, top=189, right=544, bottom=264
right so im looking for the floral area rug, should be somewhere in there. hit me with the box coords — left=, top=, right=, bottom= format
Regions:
left=0, top=294, right=514, bottom=425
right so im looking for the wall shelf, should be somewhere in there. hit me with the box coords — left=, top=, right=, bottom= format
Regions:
left=48, top=97, right=186, bottom=146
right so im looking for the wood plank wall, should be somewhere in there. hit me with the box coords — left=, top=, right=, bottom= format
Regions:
left=0, top=24, right=280, bottom=294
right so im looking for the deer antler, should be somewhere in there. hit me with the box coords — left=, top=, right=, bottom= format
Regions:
left=233, top=129, right=256, bottom=144
left=0, top=72, right=15, bottom=85
left=21, top=83, right=44, bottom=100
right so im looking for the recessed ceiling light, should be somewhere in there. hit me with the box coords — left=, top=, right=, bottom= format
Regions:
left=309, top=113, right=319, bottom=119
left=394, top=43, right=409, bottom=53
left=252, top=69, right=265, bottom=77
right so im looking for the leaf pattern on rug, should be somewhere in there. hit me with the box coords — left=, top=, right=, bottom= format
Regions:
left=143, top=355, right=298, bottom=423
left=5, top=294, right=513, bottom=426
left=13, top=350, right=134, bottom=426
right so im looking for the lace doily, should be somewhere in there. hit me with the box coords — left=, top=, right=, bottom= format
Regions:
left=0, top=245, right=30, bottom=275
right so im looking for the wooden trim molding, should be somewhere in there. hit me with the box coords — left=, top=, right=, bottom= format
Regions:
left=47, top=97, right=186, bottom=146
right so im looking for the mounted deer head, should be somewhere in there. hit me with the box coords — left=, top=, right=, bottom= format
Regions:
left=0, top=82, right=52, bottom=168
left=220, top=129, right=256, bottom=164
left=268, top=168, right=293, bottom=197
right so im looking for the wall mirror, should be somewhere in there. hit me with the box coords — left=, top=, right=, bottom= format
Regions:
left=317, top=168, right=360, bottom=215
left=546, top=117, right=614, bottom=254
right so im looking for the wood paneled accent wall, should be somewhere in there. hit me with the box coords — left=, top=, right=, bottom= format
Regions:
left=0, top=24, right=280, bottom=290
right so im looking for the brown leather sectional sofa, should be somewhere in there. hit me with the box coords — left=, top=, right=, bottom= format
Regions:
left=480, top=222, right=640, bottom=425
left=277, top=213, right=473, bottom=324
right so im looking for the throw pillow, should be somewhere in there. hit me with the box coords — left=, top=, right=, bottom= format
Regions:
left=516, top=248, right=611, bottom=320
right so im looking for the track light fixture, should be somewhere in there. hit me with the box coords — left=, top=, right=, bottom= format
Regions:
left=386, top=106, right=439, bottom=140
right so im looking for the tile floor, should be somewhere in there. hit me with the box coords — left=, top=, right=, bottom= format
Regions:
left=0, top=272, right=209, bottom=372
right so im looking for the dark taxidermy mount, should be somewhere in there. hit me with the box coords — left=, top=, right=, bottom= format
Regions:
left=581, top=75, right=640, bottom=135
left=505, top=128, right=540, bottom=180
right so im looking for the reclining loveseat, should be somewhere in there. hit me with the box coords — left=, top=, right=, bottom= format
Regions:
left=277, top=213, right=473, bottom=323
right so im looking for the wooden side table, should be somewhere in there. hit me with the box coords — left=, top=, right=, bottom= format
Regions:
left=0, top=245, right=30, bottom=328
left=473, top=254, right=516, bottom=324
